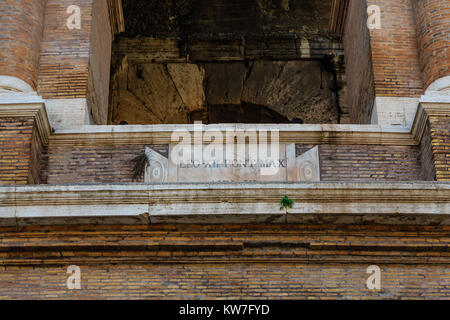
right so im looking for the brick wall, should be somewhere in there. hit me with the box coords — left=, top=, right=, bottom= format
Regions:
left=38, top=0, right=93, bottom=99
left=343, top=0, right=375, bottom=124
left=29, top=122, right=45, bottom=184
left=0, top=118, right=37, bottom=184
left=413, top=0, right=450, bottom=89
left=367, top=0, right=424, bottom=97
left=38, top=0, right=113, bottom=125
left=420, top=119, right=436, bottom=181
left=297, top=144, right=422, bottom=181
left=0, top=0, right=46, bottom=90
left=1, top=263, right=448, bottom=299
left=87, top=0, right=113, bottom=125
left=429, top=115, right=450, bottom=181
left=40, top=143, right=423, bottom=184
left=42, top=144, right=168, bottom=184
left=343, top=0, right=425, bottom=123
left=0, top=224, right=448, bottom=299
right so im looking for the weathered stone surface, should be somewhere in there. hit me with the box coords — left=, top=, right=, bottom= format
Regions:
left=208, top=103, right=289, bottom=124
left=188, top=39, right=245, bottom=61
left=246, top=37, right=297, bottom=60
left=167, top=63, right=206, bottom=110
left=172, top=144, right=288, bottom=183
left=296, top=146, right=320, bottom=181
left=112, top=90, right=162, bottom=124
left=126, top=64, right=188, bottom=124
left=144, top=147, right=169, bottom=183
left=122, top=0, right=333, bottom=37
left=112, top=38, right=184, bottom=64
left=203, top=63, right=247, bottom=105
left=112, top=0, right=346, bottom=125
left=242, top=60, right=339, bottom=123
left=111, top=60, right=340, bottom=124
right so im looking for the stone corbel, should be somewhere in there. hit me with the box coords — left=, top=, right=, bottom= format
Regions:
left=144, top=147, right=169, bottom=183
left=287, top=145, right=321, bottom=182
left=296, top=146, right=321, bottom=182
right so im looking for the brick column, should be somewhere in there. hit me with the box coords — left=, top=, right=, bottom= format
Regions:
left=412, top=0, right=450, bottom=182
left=0, top=0, right=46, bottom=91
left=413, top=0, right=450, bottom=90
left=342, top=0, right=424, bottom=126
left=38, top=0, right=121, bottom=128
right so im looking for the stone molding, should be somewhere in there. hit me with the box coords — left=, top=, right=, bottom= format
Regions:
left=0, top=99, right=52, bottom=145
left=0, top=182, right=448, bottom=226
left=426, top=76, right=450, bottom=95
left=411, top=99, right=450, bottom=144
left=0, top=96, right=445, bottom=150
left=0, top=76, right=35, bottom=93
left=50, top=124, right=415, bottom=146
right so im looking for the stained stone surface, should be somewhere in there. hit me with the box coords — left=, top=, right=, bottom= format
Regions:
left=167, top=64, right=206, bottom=110
left=111, top=60, right=340, bottom=124
left=121, top=0, right=333, bottom=37
left=111, top=0, right=345, bottom=125
left=204, top=63, right=247, bottom=106
left=242, top=61, right=339, bottom=123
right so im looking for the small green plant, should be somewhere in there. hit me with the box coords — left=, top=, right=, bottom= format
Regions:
left=280, top=196, right=294, bottom=212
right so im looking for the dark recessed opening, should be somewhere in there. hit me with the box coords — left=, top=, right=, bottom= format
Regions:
left=109, top=0, right=348, bottom=125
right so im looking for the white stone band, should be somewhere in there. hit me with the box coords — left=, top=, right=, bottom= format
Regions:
left=0, top=75, right=35, bottom=93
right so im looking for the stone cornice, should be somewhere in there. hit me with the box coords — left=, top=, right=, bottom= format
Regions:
left=0, top=98, right=52, bottom=145
left=1, top=182, right=449, bottom=226
left=410, top=100, right=450, bottom=143
left=50, top=124, right=416, bottom=146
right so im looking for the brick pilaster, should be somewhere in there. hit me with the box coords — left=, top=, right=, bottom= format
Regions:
left=0, top=99, right=51, bottom=185
left=418, top=101, right=450, bottom=181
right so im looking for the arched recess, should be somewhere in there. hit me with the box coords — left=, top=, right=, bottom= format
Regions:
left=0, top=76, right=35, bottom=94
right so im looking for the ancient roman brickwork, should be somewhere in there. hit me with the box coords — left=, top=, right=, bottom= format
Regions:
left=343, top=0, right=424, bottom=124
left=0, top=224, right=448, bottom=299
left=38, top=0, right=93, bottom=99
left=38, top=0, right=114, bottom=125
left=413, top=0, right=450, bottom=89
left=420, top=119, right=437, bottom=181
left=296, top=144, right=422, bottom=181
left=2, top=263, right=449, bottom=299
left=0, top=118, right=40, bottom=184
left=366, top=0, right=424, bottom=97
left=87, top=0, right=112, bottom=125
left=343, top=0, right=375, bottom=124
left=429, top=116, right=450, bottom=181
left=40, top=142, right=423, bottom=184
left=0, top=0, right=46, bottom=90
left=42, top=144, right=168, bottom=184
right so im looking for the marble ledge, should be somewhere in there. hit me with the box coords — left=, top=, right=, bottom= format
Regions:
left=0, top=182, right=449, bottom=226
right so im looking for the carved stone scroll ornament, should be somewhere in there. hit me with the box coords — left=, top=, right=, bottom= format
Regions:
left=296, top=146, right=321, bottom=182
left=144, top=147, right=169, bottom=183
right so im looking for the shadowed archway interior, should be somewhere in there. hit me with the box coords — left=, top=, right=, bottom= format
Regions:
left=109, top=0, right=348, bottom=124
